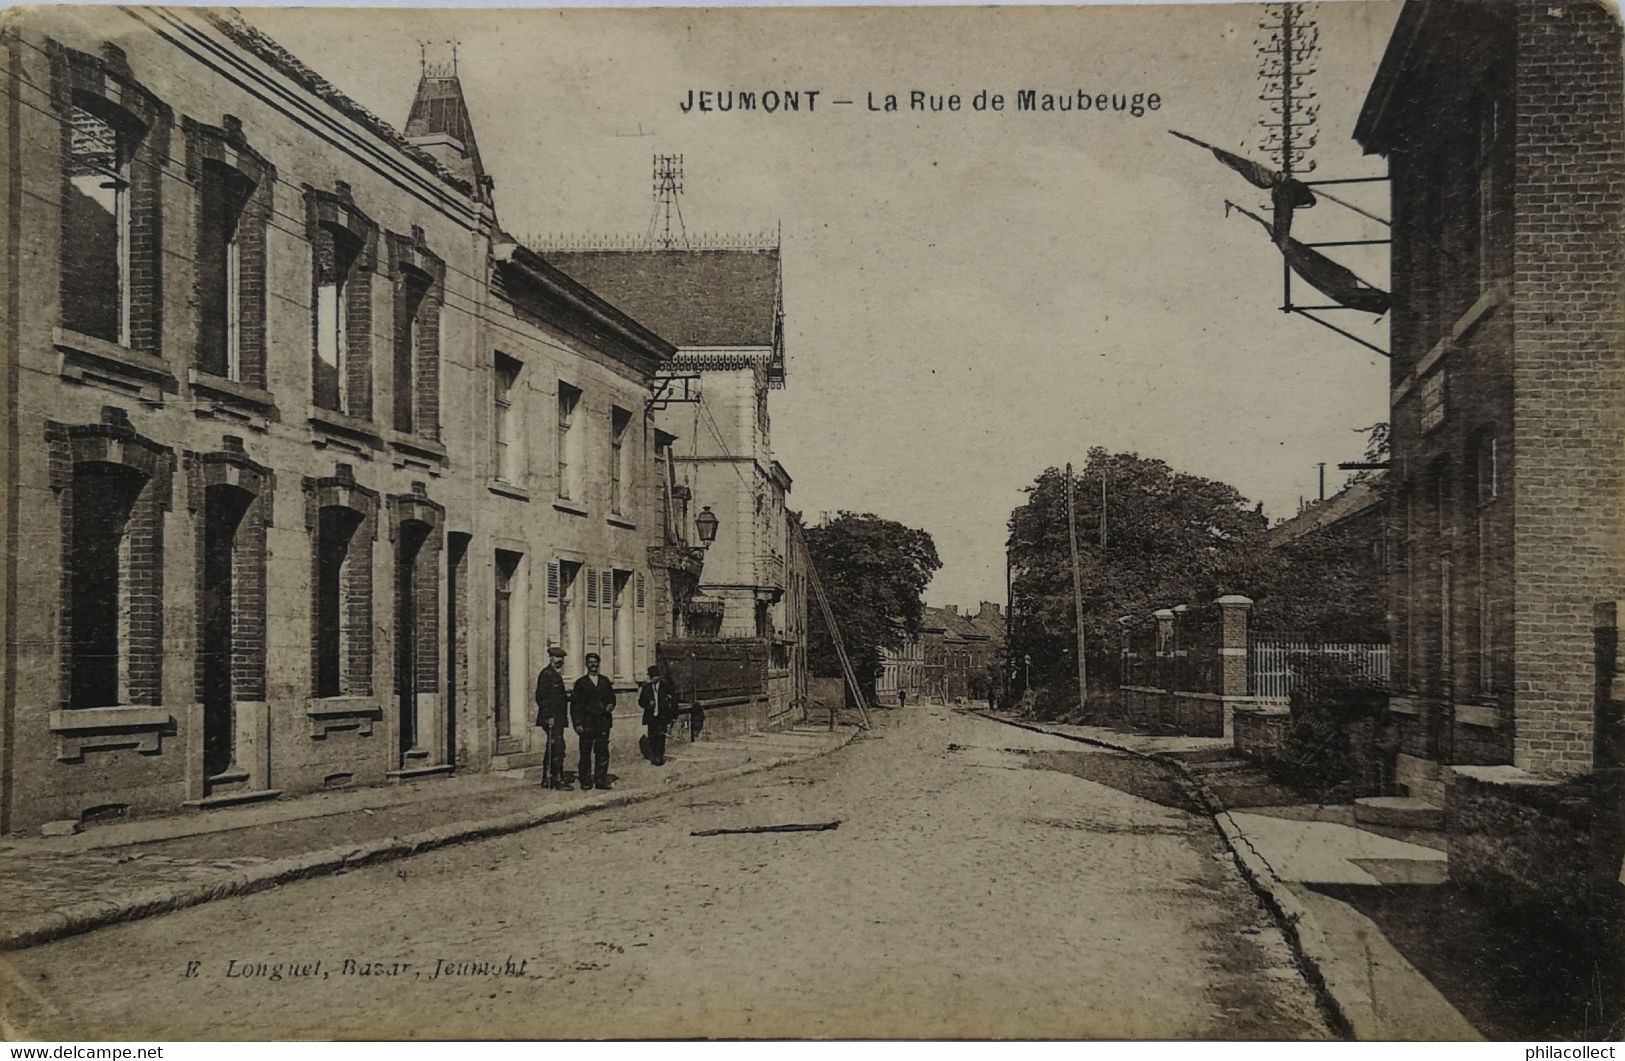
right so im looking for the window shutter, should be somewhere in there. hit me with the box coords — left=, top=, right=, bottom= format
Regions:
left=591, top=562, right=604, bottom=653
left=635, top=573, right=648, bottom=672
left=600, top=570, right=615, bottom=668
left=546, top=561, right=560, bottom=603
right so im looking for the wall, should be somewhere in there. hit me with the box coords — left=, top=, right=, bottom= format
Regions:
left=0, top=9, right=666, bottom=830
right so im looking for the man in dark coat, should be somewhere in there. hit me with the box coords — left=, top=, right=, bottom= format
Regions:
left=570, top=652, right=616, bottom=790
left=533, top=645, right=569, bottom=789
left=638, top=664, right=682, bottom=766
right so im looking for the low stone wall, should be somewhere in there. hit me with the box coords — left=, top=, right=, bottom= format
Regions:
left=1173, top=693, right=1224, bottom=737
left=1451, top=767, right=1624, bottom=910
left=1233, top=706, right=1292, bottom=764
left=1450, top=765, right=1625, bottom=990
left=1118, top=686, right=1166, bottom=730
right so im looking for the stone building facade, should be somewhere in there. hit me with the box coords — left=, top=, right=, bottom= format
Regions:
left=0, top=8, right=678, bottom=832
left=544, top=247, right=811, bottom=721
left=1353, top=0, right=1624, bottom=785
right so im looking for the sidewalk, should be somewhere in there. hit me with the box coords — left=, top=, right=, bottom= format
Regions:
left=0, top=721, right=857, bottom=950
left=970, top=709, right=1482, bottom=1041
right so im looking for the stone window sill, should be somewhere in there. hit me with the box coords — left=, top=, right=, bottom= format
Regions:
left=189, top=368, right=279, bottom=429
left=389, top=431, right=447, bottom=460
left=1455, top=703, right=1503, bottom=730
left=607, top=516, right=637, bottom=530
left=55, top=327, right=175, bottom=402
left=389, top=432, right=448, bottom=473
left=489, top=480, right=530, bottom=502
left=49, top=705, right=174, bottom=762
left=309, top=406, right=382, bottom=447
left=50, top=705, right=172, bottom=732
left=553, top=498, right=589, bottom=517
left=306, top=696, right=383, bottom=739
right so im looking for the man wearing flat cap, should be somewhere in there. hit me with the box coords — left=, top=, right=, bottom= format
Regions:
left=639, top=664, right=682, bottom=766
left=533, top=645, right=570, bottom=789
left=570, top=652, right=616, bottom=790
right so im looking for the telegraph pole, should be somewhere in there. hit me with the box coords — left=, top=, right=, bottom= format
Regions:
left=1066, top=464, right=1087, bottom=710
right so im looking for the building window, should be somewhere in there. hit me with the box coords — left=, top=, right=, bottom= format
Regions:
left=1477, top=83, right=1514, bottom=288
left=62, top=101, right=133, bottom=344
left=555, top=559, right=580, bottom=667
left=557, top=383, right=582, bottom=501
left=308, top=191, right=377, bottom=418
left=197, top=161, right=255, bottom=381
left=313, top=506, right=366, bottom=698
left=67, top=463, right=146, bottom=707
left=314, top=226, right=361, bottom=413
left=611, top=570, right=635, bottom=679
left=610, top=406, right=631, bottom=515
left=494, top=550, right=523, bottom=738
left=493, top=353, right=523, bottom=484
left=394, top=273, right=431, bottom=434
left=388, top=230, right=444, bottom=440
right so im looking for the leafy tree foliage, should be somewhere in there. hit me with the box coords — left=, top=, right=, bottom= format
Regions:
left=804, top=512, right=941, bottom=683
left=1008, top=449, right=1390, bottom=693
left=1008, top=450, right=1270, bottom=690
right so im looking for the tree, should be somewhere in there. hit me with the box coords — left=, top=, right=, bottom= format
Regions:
left=1007, top=450, right=1271, bottom=690
left=804, top=512, right=942, bottom=689
left=1346, top=422, right=1389, bottom=484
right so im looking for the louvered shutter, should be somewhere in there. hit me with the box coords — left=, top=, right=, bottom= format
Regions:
left=635, top=573, right=648, bottom=675
left=584, top=566, right=600, bottom=658
left=601, top=570, right=617, bottom=676
left=545, top=561, right=561, bottom=656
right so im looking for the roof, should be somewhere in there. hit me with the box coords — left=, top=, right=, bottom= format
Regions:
left=206, top=12, right=473, bottom=197
left=1268, top=477, right=1385, bottom=548
left=404, top=70, right=485, bottom=186
left=543, top=249, right=781, bottom=349
left=1354, top=0, right=1511, bottom=155
left=491, top=237, right=676, bottom=371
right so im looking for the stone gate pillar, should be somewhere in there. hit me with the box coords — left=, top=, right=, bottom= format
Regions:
left=1216, top=595, right=1254, bottom=698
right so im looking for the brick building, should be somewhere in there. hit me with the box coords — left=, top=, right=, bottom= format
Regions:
left=0, top=9, right=683, bottom=832
left=1353, top=0, right=1624, bottom=790
left=880, top=602, right=1004, bottom=704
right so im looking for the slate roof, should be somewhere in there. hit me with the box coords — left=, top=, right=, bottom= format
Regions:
left=206, top=11, right=473, bottom=197
left=1268, top=477, right=1386, bottom=548
left=543, top=249, right=781, bottom=349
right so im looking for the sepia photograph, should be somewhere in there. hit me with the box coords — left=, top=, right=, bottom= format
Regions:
left=0, top=0, right=1620, bottom=1043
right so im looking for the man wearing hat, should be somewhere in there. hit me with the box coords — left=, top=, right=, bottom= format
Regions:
left=570, top=652, right=616, bottom=790
left=533, top=645, right=569, bottom=789
left=638, top=664, right=682, bottom=766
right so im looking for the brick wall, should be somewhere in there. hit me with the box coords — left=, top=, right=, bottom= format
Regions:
left=1510, top=0, right=1625, bottom=775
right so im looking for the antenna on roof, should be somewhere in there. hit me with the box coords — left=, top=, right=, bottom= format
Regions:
left=648, top=154, right=690, bottom=250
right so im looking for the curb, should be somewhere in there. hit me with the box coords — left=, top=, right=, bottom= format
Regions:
left=966, top=709, right=1362, bottom=1041
left=0, top=729, right=859, bottom=952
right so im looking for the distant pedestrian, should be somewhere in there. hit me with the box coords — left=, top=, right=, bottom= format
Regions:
left=898, top=688, right=907, bottom=709
left=639, top=664, right=681, bottom=766
left=571, top=652, right=616, bottom=790
left=533, top=645, right=569, bottom=789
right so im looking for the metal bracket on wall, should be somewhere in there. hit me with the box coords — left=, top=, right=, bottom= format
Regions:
left=647, top=373, right=702, bottom=413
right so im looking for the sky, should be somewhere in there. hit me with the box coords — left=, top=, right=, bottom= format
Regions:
left=248, top=1, right=1403, bottom=609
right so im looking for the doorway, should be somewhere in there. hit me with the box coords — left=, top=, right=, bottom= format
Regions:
left=397, top=519, right=431, bottom=764
left=202, top=485, right=251, bottom=791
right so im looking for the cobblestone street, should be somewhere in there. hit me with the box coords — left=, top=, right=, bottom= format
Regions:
left=2, top=705, right=1331, bottom=1039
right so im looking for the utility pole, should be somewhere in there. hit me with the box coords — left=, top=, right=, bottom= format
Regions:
left=1066, top=463, right=1087, bottom=710
left=1317, top=461, right=1326, bottom=502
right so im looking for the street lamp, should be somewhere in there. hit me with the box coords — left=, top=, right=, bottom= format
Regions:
left=694, top=505, right=719, bottom=547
